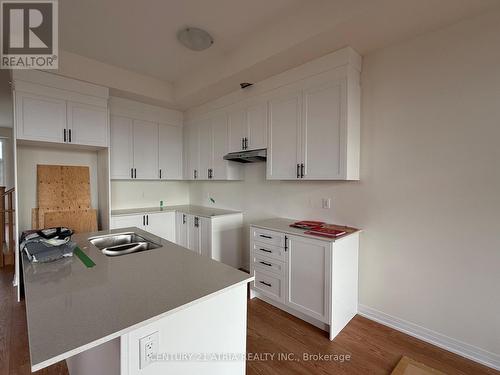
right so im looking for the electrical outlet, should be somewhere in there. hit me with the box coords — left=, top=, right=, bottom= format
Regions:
left=321, top=198, right=332, bottom=209
left=139, top=332, right=159, bottom=369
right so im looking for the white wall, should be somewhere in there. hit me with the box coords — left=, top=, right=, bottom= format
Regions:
left=188, top=10, right=500, bottom=363
left=17, top=145, right=99, bottom=232
left=0, top=70, right=12, bottom=128
left=111, top=181, right=189, bottom=210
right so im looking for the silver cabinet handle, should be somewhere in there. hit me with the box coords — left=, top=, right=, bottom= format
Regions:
left=194, top=169, right=197, bottom=179
left=131, top=168, right=133, bottom=178
left=159, top=169, right=162, bottom=179
left=134, top=168, right=137, bottom=178
left=259, top=281, right=272, bottom=287
left=285, top=236, right=288, bottom=252
left=297, top=164, right=300, bottom=178
left=259, top=248, right=272, bottom=253
left=63, top=129, right=67, bottom=142
left=259, top=261, right=272, bottom=267
left=301, top=163, right=305, bottom=178
left=259, top=234, right=272, bottom=239
left=182, top=214, right=186, bottom=224
left=194, top=217, right=199, bottom=227
left=68, top=129, right=72, bottom=143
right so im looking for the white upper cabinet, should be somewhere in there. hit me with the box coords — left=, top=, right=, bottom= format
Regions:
left=191, top=47, right=361, bottom=181
left=67, top=102, right=108, bottom=147
left=228, top=109, right=247, bottom=153
left=211, top=114, right=230, bottom=180
left=301, top=78, right=345, bottom=179
left=158, top=123, right=183, bottom=180
left=267, top=67, right=360, bottom=180
left=185, top=114, right=242, bottom=181
left=133, top=120, right=159, bottom=179
left=246, top=102, right=268, bottom=150
left=109, top=97, right=183, bottom=180
left=13, top=71, right=109, bottom=147
left=110, top=116, right=134, bottom=179
left=184, top=122, right=200, bottom=180
left=15, top=92, right=67, bottom=143
left=228, top=102, right=268, bottom=152
left=267, top=88, right=302, bottom=180
left=198, top=119, right=212, bottom=180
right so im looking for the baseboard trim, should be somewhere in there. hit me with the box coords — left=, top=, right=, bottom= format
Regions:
left=358, top=304, right=500, bottom=371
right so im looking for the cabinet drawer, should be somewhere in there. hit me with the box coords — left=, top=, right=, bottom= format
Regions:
left=253, top=270, right=283, bottom=301
left=252, top=254, right=285, bottom=276
left=252, top=242, right=285, bottom=262
left=251, top=227, right=285, bottom=247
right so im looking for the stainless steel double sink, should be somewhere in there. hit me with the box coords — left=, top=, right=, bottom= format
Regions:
left=88, top=232, right=161, bottom=257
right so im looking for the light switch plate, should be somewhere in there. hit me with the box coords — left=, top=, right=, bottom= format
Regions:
left=139, top=331, right=159, bottom=369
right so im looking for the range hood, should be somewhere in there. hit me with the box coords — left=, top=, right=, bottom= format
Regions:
left=223, top=148, right=267, bottom=163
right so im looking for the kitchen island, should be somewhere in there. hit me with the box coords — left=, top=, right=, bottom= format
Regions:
left=22, top=227, right=253, bottom=375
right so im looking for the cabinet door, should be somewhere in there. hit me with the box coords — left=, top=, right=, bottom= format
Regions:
left=247, top=102, right=267, bottom=150
left=133, top=120, right=159, bottom=179
left=267, top=89, right=302, bottom=179
left=286, top=235, right=330, bottom=323
left=302, top=79, right=345, bottom=179
left=185, top=123, right=200, bottom=180
left=227, top=109, right=247, bottom=152
left=110, top=116, right=134, bottom=179
left=187, top=215, right=201, bottom=254
left=158, top=123, right=183, bottom=180
left=175, top=212, right=188, bottom=248
left=211, top=114, right=229, bottom=180
left=15, top=91, right=66, bottom=143
left=198, top=120, right=212, bottom=180
left=110, top=214, right=144, bottom=230
left=199, top=217, right=211, bottom=258
left=145, top=212, right=175, bottom=242
left=67, top=102, right=108, bottom=147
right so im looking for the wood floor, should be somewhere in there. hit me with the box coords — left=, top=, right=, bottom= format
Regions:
left=1, top=265, right=497, bottom=375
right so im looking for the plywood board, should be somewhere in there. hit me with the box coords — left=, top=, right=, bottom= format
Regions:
left=37, top=165, right=91, bottom=210
left=42, top=209, right=98, bottom=233
left=391, top=356, right=447, bottom=375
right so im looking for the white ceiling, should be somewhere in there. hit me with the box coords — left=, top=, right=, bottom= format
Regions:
left=59, top=0, right=500, bottom=109
left=60, top=0, right=304, bottom=82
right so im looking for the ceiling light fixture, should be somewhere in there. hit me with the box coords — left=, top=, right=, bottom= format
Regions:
left=177, top=27, right=214, bottom=51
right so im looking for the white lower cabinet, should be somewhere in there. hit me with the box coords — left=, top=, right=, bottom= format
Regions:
left=249, top=225, right=359, bottom=340
left=113, top=209, right=244, bottom=268
left=182, top=213, right=211, bottom=256
left=110, top=211, right=176, bottom=243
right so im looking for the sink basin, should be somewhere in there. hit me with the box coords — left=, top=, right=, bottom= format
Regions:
left=88, top=232, right=161, bottom=257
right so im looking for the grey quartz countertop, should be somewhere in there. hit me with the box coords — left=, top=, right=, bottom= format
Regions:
left=111, top=204, right=242, bottom=218
left=22, top=227, right=252, bottom=371
left=250, top=218, right=360, bottom=242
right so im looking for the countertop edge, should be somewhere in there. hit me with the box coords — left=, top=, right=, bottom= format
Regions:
left=30, top=276, right=253, bottom=372
left=110, top=205, right=243, bottom=219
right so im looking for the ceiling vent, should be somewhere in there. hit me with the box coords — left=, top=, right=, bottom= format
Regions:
left=177, top=27, right=214, bottom=51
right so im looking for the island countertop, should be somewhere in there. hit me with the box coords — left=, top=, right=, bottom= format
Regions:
left=22, top=227, right=253, bottom=371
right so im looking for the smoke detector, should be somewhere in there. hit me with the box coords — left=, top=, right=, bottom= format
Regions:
left=177, top=27, right=214, bottom=51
